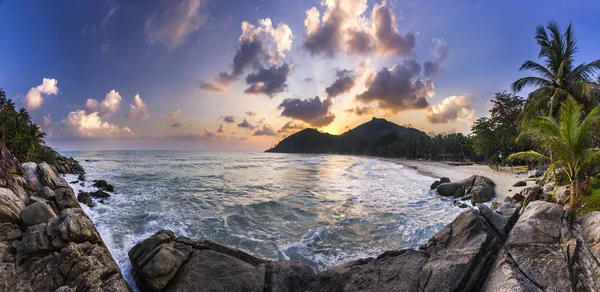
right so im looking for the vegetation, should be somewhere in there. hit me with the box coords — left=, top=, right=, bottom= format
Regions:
left=512, top=21, right=600, bottom=121
left=507, top=98, right=600, bottom=219
left=0, top=88, right=58, bottom=163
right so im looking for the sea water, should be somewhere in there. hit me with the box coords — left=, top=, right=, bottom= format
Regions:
left=61, top=150, right=463, bottom=289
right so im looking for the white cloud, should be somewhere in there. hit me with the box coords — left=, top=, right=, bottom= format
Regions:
left=240, top=17, right=293, bottom=64
left=158, top=109, right=181, bottom=122
left=426, top=94, right=475, bottom=124
left=61, top=110, right=135, bottom=138
left=24, top=78, right=59, bottom=111
left=145, top=0, right=210, bottom=50
left=127, top=93, right=149, bottom=120
left=85, top=90, right=122, bottom=117
left=42, top=115, right=52, bottom=127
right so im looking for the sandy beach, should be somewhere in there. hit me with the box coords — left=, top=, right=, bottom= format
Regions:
left=390, top=159, right=531, bottom=202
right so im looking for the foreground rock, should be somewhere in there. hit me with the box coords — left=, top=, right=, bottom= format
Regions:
left=0, top=143, right=128, bottom=291
left=130, top=202, right=521, bottom=292
left=435, top=175, right=496, bottom=204
left=51, top=154, right=85, bottom=175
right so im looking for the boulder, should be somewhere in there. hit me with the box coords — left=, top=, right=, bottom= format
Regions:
left=36, top=186, right=55, bottom=200
left=460, top=175, right=496, bottom=204
left=54, top=187, right=79, bottom=210
left=76, top=192, right=95, bottom=208
left=0, top=194, right=22, bottom=223
left=19, top=201, right=57, bottom=227
left=512, top=181, right=526, bottom=187
left=93, top=180, right=114, bottom=192
left=555, top=185, right=570, bottom=205
left=37, top=162, right=69, bottom=189
left=436, top=182, right=464, bottom=197
left=77, top=174, right=85, bottom=181
left=578, top=212, right=600, bottom=263
left=430, top=177, right=451, bottom=190
left=91, top=190, right=111, bottom=198
left=21, top=162, right=42, bottom=190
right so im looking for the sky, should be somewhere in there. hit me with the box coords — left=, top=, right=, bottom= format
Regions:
left=1, top=0, right=600, bottom=151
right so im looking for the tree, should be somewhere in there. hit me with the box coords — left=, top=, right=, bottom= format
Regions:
left=507, top=97, right=600, bottom=220
left=512, top=20, right=600, bottom=121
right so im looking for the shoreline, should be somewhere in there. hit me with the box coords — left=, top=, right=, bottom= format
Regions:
left=383, top=158, right=531, bottom=202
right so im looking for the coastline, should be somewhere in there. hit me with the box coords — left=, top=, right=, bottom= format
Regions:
left=386, top=158, right=530, bottom=202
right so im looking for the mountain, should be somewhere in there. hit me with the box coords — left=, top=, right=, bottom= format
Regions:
left=266, top=117, right=427, bottom=154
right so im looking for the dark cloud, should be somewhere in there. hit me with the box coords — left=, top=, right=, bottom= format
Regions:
left=233, top=37, right=264, bottom=76
left=344, top=106, right=374, bottom=116
left=253, top=124, right=277, bottom=136
left=222, top=115, right=236, bottom=123
left=199, top=81, right=224, bottom=92
left=278, top=96, right=335, bottom=127
left=303, top=77, right=314, bottom=84
left=217, top=124, right=225, bottom=133
left=345, top=29, right=376, bottom=55
left=245, top=111, right=257, bottom=116
left=355, top=61, right=434, bottom=114
left=423, top=39, right=449, bottom=77
left=372, top=3, right=416, bottom=57
left=216, top=71, right=234, bottom=85
left=244, top=63, right=290, bottom=97
left=326, top=69, right=356, bottom=98
left=237, top=118, right=256, bottom=130
left=170, top=121, right=182, bottom=127
left=167, top=128, right=216, bottom=141
left=278, top=121, right=305, bottom=133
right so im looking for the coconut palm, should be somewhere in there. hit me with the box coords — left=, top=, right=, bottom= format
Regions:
left=512, top=20, right=600, bottom=121
left=507, top=97, right=600, bottom=220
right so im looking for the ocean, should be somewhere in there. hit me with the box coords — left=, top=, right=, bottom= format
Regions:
left=61, top=150, right=463, bottom=288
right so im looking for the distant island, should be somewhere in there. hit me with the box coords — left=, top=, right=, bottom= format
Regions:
left=266, top=117, right=427, bottom=155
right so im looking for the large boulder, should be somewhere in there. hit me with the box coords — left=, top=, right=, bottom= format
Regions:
left=93, top=180, right=114, bottom=192
left=38, top=162, right=69, bottom=189
left=554, top=185, right=570, bottom=205
left=19, top=201, right=57, bottom=227
left=430, top=177, right=451, bottom=190
left=129, top=231, right=316, bottom=292
left=435, top=182, right=464, bottom=197
left=460, top=175, right=496, bottom=204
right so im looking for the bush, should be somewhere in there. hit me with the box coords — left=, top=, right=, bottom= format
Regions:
left=578, top=187, right=600, bottom=217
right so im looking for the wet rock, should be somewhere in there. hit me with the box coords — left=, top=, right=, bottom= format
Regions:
left=53, top=188, right=79, bottom=210
left=20, top=202, right=57, bottom=227
left=93, top=180, right=114, bottom=192
left=512, top=181, right=526, bottom=187
left=76, top=192, right=95, bottom=208
left=77, top=174, right=85, bottom=181
left=436, top=182, right=464, bottom=197
left=460, top=175, right=496, bottom=204
left=430, top=177, right=451, bottom=190
left=91, top=190, right=111, bottom=198
left=453, top=200, right=469, bottom=208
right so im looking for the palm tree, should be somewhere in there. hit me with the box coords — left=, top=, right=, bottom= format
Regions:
left=507, top=97, right=600, bottom=220
left=512, top=20, right=600, bottom=121
left=25, top=124, right=46, bottom=162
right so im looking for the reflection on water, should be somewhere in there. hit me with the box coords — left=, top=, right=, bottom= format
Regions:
left=62, top=150, right=462, bottom=288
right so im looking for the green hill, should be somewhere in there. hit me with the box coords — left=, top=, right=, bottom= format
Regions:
left=266, top=118, right=427, bottom=154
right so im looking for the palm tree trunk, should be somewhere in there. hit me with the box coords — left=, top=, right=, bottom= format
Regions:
left=569, top=179, right=578, bottom=222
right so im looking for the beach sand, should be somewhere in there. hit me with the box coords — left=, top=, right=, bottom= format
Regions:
left=389, top=159, right=532, bottom=202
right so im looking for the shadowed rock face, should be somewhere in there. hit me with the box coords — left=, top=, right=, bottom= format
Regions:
left=435, top=175, right=497, bottom=204
left=0, top=143, right=128, bottom=291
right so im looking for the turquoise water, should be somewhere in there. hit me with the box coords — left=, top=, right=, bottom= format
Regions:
left=61, top=151, right=462, bottom=288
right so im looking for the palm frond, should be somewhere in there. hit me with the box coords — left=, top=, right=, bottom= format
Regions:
left=512, top=76, right=552, bottom=92
left=506, top=150, right=550, bottom=164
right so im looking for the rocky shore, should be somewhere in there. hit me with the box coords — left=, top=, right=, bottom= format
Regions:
left=0, top=143, right=129, bottom=291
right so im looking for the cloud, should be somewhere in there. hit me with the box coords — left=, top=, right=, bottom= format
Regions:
left=278, top=96, right=335, bottom=127
left=24, top=78, right=59, bottom=111
left=244, top=63, right=290, bottom=97
left=355, top=61, right=434, bottom=114
left=372, top=1, right=415, bottom=57
left=127, top=93, right=149, bottom=120
left=326, top=69, right=356, bottom=98
left=344, top=106, right=374, bottom=116
left=245, top=111, right=257, bottom=116
left=42, top=115, right=52, bottom=127
left=170, top=121, right=182, bottom=127
left=278, top=121, right=305, bottom=133
left=158, top=109, right=181, bottom=122
left=217, top=124, right=225, bottom=133
left=100, top=0, right=118, bottom=27
left=253, top=124, right=277, bottom=136
left=199, top=81, right=224, bottom=92
left=61, top=110, right=134, bottom=138
left=303, top=77, right=314, bottom=84
left=85, top=90, right=122, bottom=117
left=426, top=94, right=475, bottom=124
left=144, top=0, right=210, bottom=50
left=222, top=115, right=236, bottom=123
left=424, top=38, right=449, bottom=77
left=237, top=118, right=256, bottom=130
left=302, top=0, right=414, bottom=58
left=101, top=43, right=110, bottom=53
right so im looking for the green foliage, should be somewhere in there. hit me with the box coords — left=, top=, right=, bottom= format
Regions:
left=512, top=20, right=600, bottom=121
left=507, top=97, right=600, bottom=217
left=470, top=91, right=526, bottom=161
left=578, top=187, right=600, bottom=217
left=0, top=88, right=55, bottom=163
